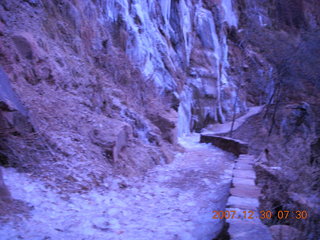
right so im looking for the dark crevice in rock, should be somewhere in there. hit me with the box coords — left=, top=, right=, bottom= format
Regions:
left=213, top=222, right=230, bottom=240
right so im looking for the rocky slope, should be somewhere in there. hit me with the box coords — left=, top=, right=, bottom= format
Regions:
left=0, top=0, right=319, bottom=239
left=0, top=0, right=250, bottom=191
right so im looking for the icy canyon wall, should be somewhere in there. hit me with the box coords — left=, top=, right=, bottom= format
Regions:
left=103, top=0, right=249, bottom=134
left=0, top=0, right=252, bottom=191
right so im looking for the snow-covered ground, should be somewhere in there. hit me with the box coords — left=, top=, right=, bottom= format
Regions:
left=0, top=134, right=234, bottom=240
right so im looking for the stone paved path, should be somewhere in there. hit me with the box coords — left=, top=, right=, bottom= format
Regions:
left=202, top=106, right=264, bottom=135
left=226, top=154, right=272, bottom=240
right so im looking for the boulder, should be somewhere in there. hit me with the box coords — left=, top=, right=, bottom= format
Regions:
left=0, top=67, right=32, bottom=136
left=147, top=109, right=178, bottom=145
left=12, top=34, right=34, bottom=60
left=0, top=66, right=27, bottom=115
left=0, top=168, right=11, bottom=203
left=89, top=119, right=132, bottom=164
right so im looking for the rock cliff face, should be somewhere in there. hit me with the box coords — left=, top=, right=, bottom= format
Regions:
left=0, top=0, right=319, bottom=237
left=0, top=0, right=249, bottom=190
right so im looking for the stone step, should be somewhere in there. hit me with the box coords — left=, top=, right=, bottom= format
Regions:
left=233, top=169, right=256, bottom=179
left=237, top=156, right=254, bottom=160
left=234, top=163, right=254, bottom=170
left=238, top=155, right=254, bottom=159
left=236, top=162, right=255, bottom=167
left=232, top=177, right=255, bottom=186
left=232, top=183, right=260, bottom=192
left=227, top=219, right=273, bottom=240
left=225, top=154, right=272, bottom=239
left=231, top=184, right=261, bottom=191
left=239, top=154, right=254, bottom=158
left=227, top=196, right=260, bottom=210
left=236, top=158, right=254, bottom=164
left=230, top=186, right=261, bottom=198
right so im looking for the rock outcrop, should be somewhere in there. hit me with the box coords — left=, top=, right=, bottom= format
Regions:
left=0, top=167, right=12, bottom=216
left=89, top=119, right=132, bottom=164
left=0, top=168, right=11, bottom=203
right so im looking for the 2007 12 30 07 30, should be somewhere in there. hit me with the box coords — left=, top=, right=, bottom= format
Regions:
left=212, top=210, right=308, bottom=220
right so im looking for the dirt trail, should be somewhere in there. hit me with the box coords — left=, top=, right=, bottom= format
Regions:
left=0, top=135, right=234, bottom=240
